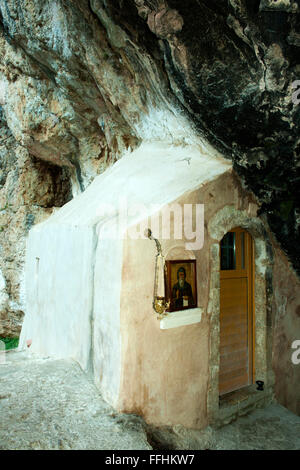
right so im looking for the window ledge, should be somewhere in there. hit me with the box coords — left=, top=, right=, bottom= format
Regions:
left=160, top=307, right=203, bottom=330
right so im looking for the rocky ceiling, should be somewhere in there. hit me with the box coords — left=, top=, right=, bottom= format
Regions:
left=0, top=0, right=299, bottom=332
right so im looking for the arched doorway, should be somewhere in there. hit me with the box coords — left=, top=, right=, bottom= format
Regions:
left=219, top=227, right=254, bottom=396
left=207, top=206, right=274, bottom=424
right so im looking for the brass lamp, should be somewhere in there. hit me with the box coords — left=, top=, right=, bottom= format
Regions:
left=146, top=229, right=170, bottom=318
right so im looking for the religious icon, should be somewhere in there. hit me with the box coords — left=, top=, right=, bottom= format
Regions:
left=165, top=260, right=197, bottom=312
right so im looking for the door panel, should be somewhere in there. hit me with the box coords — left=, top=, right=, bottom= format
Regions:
left=219, top=228, right=254, bottom=396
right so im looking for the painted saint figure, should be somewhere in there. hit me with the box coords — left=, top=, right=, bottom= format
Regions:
left=172, top=267, right=194, bottom=309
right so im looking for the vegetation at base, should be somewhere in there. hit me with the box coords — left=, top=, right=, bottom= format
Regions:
left=0, top=337, right=19, bottom=350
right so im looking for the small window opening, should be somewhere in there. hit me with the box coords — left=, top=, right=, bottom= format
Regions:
left=220, top=232, right=236, bottom=270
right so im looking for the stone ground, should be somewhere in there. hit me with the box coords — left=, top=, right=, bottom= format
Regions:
left=0, top=351, right=300, bottom=450
left=0, top=352, right=151, bottom=450
left=213, top=405, right=300, bottom=450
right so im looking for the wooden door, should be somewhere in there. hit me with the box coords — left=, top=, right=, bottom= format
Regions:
left=219, top=228, right=254, bottom=396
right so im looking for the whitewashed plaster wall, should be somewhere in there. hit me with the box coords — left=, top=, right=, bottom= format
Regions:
left=19, top=224, right=96, bottom=371
left=92, top=231, right=123, bottom=407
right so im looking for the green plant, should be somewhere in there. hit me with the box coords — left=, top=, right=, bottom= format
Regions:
left=0, top=336, right=19, bottom=350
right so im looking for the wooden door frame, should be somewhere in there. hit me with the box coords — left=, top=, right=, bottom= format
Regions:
left=206, top=207, right=275, bottom=425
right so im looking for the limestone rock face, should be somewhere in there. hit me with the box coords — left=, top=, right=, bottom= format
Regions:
left=0, top=0, right=299, bottom=334
left=0, top=106, right=71, bottom=335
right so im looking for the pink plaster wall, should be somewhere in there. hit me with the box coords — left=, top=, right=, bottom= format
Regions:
left=119, top=236, right=209, bottom=428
